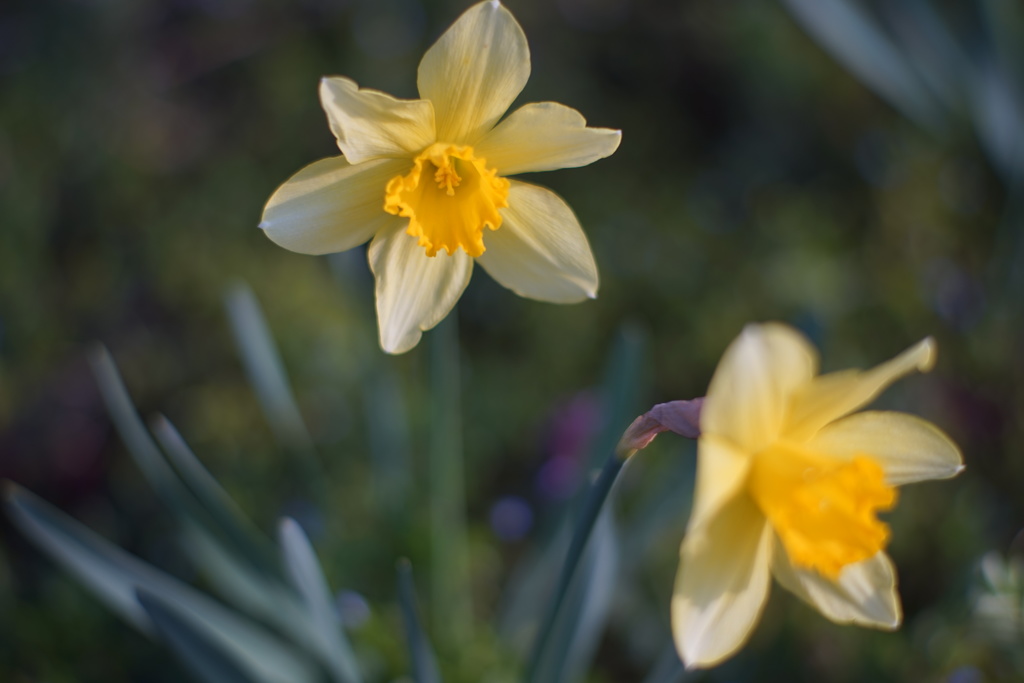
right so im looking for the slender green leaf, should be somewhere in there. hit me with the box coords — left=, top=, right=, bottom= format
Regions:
left=526, top=325, right=646, bottom=682
left=279, top=518, right=363, bottom=683
left=641, top=643, right=690, bottom=683
left=969, top=60, right=1024, bottom=183
left=397, top=560, right=441, bottom=683
left=880, top=0, right=968, bottom=114
left=620, top=443, right=696, bottom=566
left=151, top=415, right=276, bottom=572
left=535, top=510, right=618, bottom=683
left=138, top=589, right=259, bottom=683
left=183, top=523, right=369, bottom=683
left=781, top=0, right=946, bottom=131
left=591, top=324, right=648, bottom=469
left=527, top=462, right=622, bottom=683
left=89, top=347, right=195, bottom=519
left=4, top=483, right=319, bottom=683
left=223, top=283, right=315, bottom=453
left=181, top=524, right=310, bottom=642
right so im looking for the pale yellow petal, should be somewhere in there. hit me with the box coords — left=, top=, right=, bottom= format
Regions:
left=319, top=77, right=436, bottom=165
left=771, top=539, right=901, bottom=629
left=260, top=156, right=409, bottom=255
left=475, top=102, right=621, bottom=175
left=785, top=338, right=935, bottom=441
left=417, top=1, right=529, bottom=145
left=688, top=435, right=751, bottom=535
left=368, top=224, right=473, bottom=354
left=476, top=181, right=597, bottom=302
left=672, top=494, right=772, bottom=669
left=702, top=323, right=819, bottom=453
left=806, top=411, right=963, bottom=486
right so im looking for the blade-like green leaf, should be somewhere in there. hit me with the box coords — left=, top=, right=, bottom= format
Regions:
left=641, top=643, right=690, bottom=683
left=183, top=523, right=369, bottom=683
left=397, top=560, right=441, bottom=683
left=224, top=283, right=326, bottom=503
left=151, top=415, right=276, bottom=572
left=4, top=482, right=319, bottom=683
left=526, top=325, right=646, bottom=682
left=535, top=510, right=618, bottom=683
left=279, top=518, right=363, bottom=683
left=969, top=60, right=1024, bottom=183
left=620, top=444, right=696, bottom=566
left=880, top=0, right=968, bottom=114
left=89, top=347, right=195, bottom=520
left=138, top=589, right=260, bottom=683
left=224, top=283, right=315, bottom=453
left=181, top=523, right=309, bottom=640
left=591, top=324, right=648, bottom=469
left=781, top=0, right=946, bottom=131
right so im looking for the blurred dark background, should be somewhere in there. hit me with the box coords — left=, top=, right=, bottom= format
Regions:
left=1, top=0, right=1022, bottom=681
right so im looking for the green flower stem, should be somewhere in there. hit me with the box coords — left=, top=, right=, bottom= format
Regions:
left=428, top=312, right=472, bottom=645
left=526, top=452, right=625, bottom=683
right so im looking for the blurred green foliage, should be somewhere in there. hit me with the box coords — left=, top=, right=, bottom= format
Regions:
left=2, top=0, right=1023, bottom=681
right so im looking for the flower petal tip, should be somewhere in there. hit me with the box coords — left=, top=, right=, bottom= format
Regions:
left=258, top=221, right=270, bottom=230
left=917, top=337, right=937, bottom=372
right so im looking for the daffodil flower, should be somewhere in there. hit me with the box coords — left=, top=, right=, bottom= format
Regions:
left=670, top=323, right=963, bottom=668
left=260, top=0, right=621, bottom=353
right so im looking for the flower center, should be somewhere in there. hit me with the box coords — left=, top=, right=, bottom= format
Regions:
left=384, top=143, right=510, bottom=257
left=748, top=442, right=897, bottom=580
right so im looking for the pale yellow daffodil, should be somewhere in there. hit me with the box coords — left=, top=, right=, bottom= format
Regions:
left=260, top=0, right=621, bottom=353
left=674, top=323, right=963, bottom=668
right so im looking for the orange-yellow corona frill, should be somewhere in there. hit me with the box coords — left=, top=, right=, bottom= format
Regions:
left=259, top=1, right=620, bottom=353
left=673, top=323, right=963, bottom=668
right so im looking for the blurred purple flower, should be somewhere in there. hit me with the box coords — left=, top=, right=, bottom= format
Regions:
left=534, top=393, right=600, bottom=501
left=489, top=495, right=534, bottom=542
left=335, top=589, right=372, bottom=629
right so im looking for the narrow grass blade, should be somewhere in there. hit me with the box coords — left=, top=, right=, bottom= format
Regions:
left=619, top=443, right=696, bottom=567
left=183, top=522, right=371, bottom=683
left=640, top=643, right=690, bottom=683
left=526, top=456, right=623, bottom=683
left=427, top=313, right=471, bottom=644
left=138, top=588, right=259, bottom=683
left=397, top=560, right=442, bottom=683
left=89, top=347, right=195, bottom=519
left=4, top=483, right=319, bottom=683
left=969, top=60, right=1024, bottom=184
left=223, top=283, right=325, bottom=500
left=151, top=415, right=275, bottom=571
left=533, top=509, right=618, bottom=683
left=781, top=0, right=945, bottom=131
left=224, top=283, right=314, bottom=452
left=880, top=0, right=968, bottom=114
left=526, top=325, right=647, bottom=682
left=591, top=324, right=648, bottom=468
left=279, top=518, right=363, bottom=683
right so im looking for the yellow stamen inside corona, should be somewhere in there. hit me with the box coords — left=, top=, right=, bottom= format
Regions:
left=384, top=143, right=510, bottom=257
left=748, top=442, right=897, bottom=580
